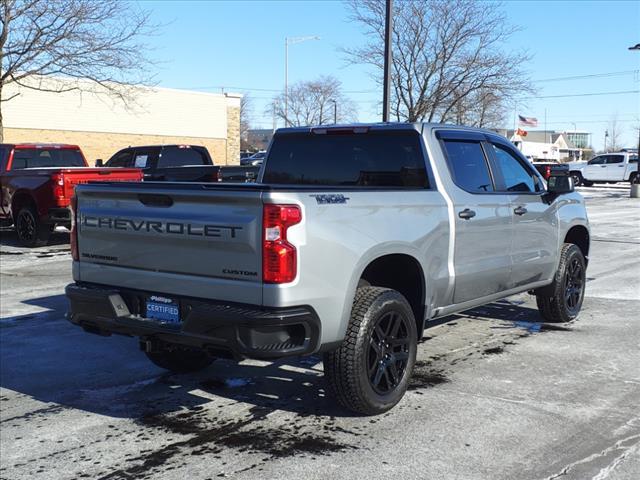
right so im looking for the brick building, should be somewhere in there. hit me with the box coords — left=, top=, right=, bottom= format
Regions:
left=2, top=78, right=241, bottom=165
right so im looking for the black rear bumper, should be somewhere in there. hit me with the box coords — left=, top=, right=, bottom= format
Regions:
left=65, top=283, right=321, bottom=360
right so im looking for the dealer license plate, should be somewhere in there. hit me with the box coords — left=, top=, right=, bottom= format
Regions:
left=145, top=295, right=180, bottom=324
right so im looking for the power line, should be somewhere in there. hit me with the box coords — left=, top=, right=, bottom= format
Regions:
left=525, top=90, right=639, bottom=99
left=534, top=70, right=638, bottom=83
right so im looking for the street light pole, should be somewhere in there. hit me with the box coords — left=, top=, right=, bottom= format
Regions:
left=284, top=35, right=320, bottom=127
left=329, top=99, right=337, bottom=124
left=630, top=43, right=640, bottom=181
left=382, top=0, right=393, bottom=122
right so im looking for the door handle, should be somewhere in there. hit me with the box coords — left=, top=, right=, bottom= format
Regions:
left=600, top=165, right=607, bottom=168
left=458, top=208, right=476, bottom=220
left=514, top=206, right=528, bottom=216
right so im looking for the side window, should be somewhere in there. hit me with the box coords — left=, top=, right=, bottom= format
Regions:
left=441, top=140, right=494, bottom=193
left=630, top=156, right=638, bottom=164
left=107, top=150, right=134, bottom=168
left=588, top=156, right=605, bottom=165
left=0, top=147, right=8, bottom=170
left=491, top=144, right=540, bottom=193
left=606, top=155, right=623, bottom=164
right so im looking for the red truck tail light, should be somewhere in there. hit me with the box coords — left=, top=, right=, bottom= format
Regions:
left=70, top=196, right=79, bottom=261
left=262, top=204, right=302, bottom=284
left=545, top=165, right=552, bottom=179
left=51, top=173, right=66, bottom=205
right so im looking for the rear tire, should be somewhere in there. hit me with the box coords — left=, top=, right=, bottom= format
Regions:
left=535, top=243, right=586, bottom=323
left=323, top=287, right=417, bottom=415
left=15, top=206, right=51, bottom=247
left=570, top=171, right=583, bottom=187
left=581, top=179, right=594, bottom=187
left=630, top=172, right=639, bottom=185
left=145, top=346, right=214, bottom=373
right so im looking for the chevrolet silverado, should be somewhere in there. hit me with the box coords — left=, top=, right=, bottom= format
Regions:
left=65, top=124, right=590, bottom=414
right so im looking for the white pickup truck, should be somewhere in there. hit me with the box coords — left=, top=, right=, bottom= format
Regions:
left=568, top=152, right=638, bottom=186
left=66, top=123, right=590, bottom=414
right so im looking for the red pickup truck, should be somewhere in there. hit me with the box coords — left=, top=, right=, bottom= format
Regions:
left=0, top=143, right=142, bottom=246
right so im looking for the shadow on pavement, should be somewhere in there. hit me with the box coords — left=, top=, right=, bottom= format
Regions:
left=1, top=294, right=557, bottom=421
left=0, top=226, right=70, bottom=248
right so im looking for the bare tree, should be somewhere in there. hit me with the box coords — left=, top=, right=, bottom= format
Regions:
left=240, top=93, right=252, bottom=148
left=344, top=0, right=533, bottom=125
left=606, top=113, right=621, bottom=152
left=270, top=75, right=357, bottom=127
left=0, top=0, right=158, bottom=141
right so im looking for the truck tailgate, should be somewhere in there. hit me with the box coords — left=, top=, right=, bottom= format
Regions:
left=61, top=167, right=143, bottom=199
left=74, top=183, right=263, bottom=305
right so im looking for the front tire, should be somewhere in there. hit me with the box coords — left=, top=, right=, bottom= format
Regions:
left=15, top=206, right=51, bottom=247
left=536, top=243, right=586, bottom=323
left=323, top=287, right=417, bottom=415
left=145, top=346, right=214, bottom=373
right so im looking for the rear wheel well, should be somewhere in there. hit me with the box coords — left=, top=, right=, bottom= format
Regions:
left=564, top=226, right=589, bottom=261
left=11, top=193, right=36, bottom=221
left=359, top=254, right=425, bottom=334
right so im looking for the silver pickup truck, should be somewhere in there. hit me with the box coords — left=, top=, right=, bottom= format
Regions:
left=66, top=123, right=590, bottom=414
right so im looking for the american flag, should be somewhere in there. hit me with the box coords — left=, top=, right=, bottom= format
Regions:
left=518, top=115, right=538, bottom=127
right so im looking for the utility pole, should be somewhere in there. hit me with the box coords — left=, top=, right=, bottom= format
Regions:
left=382, top=0, right=393, bottom=122
left=332, top=99, right=337, bottom=124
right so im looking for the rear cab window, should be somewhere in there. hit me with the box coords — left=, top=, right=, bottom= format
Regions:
left=157, top=146, right=210, bottom=168
left=263, top=129, right=429, bottom=188
left=10, top=148, right=85, bottom=169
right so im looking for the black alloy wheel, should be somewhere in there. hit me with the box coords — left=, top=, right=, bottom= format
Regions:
left=563, top=256, right=584, bottom=315
left=367, top=311, right=411, bottom=395
left=535, top=243, right=586, bottom=323
left=16, top=209, right=36, bottom=243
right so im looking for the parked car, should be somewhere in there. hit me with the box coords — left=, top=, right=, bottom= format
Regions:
left=66, top=124, right=589, bottom=415
left=567, top=152, right=638, bottom=186
left=0, top=143, right=142, bottom=246
left=104, top=145, right=259, bottom=183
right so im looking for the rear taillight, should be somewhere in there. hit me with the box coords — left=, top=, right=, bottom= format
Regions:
left=217, top=169, right=223, bottom=182
left=51, top=173, right=65, bottom=205
left=262, top=204, right=302, bottom=284
left=545, top=165, right=552, bottom=179
left=70, top=196, right=79, bottom=261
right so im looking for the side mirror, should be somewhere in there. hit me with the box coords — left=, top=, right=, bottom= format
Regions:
left=95, top=159, right=104, bottom=167
left=546, top=166, right=573, bottom=194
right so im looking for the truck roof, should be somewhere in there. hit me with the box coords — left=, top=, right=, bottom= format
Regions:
left=0, top=143, right=81, bottom=150
left=274, top=122, right=508, bottom=140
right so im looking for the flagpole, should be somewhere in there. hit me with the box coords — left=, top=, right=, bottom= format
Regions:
left=544, top=109, right=548, bottom=144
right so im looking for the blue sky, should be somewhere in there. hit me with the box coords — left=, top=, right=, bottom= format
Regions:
left=145, top=0, right=640, bottom=151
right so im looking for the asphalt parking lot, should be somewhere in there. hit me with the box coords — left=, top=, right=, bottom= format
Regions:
left=1, top=184, right=639, bottom=480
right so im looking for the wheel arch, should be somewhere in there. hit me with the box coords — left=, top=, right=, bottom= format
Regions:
left=564, top=224, right=590, bottom=263
left=357, top=253, right=426, bottom=335
left=10, top=190, right=37, bottom=221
